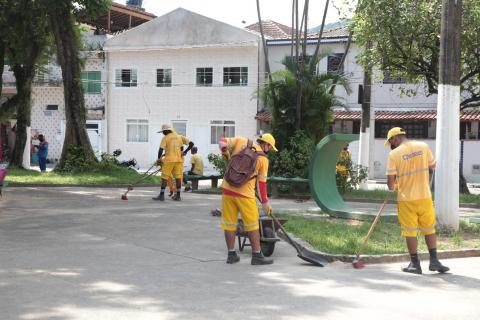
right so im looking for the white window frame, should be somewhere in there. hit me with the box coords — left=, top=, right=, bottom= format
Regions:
left=172, top=120, right=188, bottom=136
left=210, top=120, right=235, bottom=144
left=115, top=69, right=138, bottom=88
left=196, top=67, right=213, bottom=87
left=223, top=67, right=248, bottom=86
left=126, top=119, right=149, bottom=143
left=156, top=68, right=172, bottom=87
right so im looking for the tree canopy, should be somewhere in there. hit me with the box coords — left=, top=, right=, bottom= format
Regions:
left=352, top=0, right=480, bottom=110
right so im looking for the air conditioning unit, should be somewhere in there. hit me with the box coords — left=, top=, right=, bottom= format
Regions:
left=472, top=164, right=480, bottom=175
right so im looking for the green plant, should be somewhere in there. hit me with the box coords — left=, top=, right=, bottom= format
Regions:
left=59, top=146, right=129, bottom=174
left=335, top=150, right=368, bottom=194
left=269, top=130, right=314, bottom=178
left=208, top=153, right=227, bottom=176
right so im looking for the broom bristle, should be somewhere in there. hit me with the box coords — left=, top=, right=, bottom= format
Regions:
left=121, top=195, right=128, bottom=200
left=353, top=259, right=365, bottom=269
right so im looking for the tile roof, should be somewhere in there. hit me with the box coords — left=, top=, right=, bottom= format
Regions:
left=256, top=110, right=480, bottom=122
left=245, top=20, right=295, bottom=39
left=309, top=27, right=350, bottom=39
left=245, top=20, right=349, bottom=40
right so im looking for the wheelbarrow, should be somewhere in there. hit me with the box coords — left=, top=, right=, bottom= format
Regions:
left=236, top=216, right=287, bottom=257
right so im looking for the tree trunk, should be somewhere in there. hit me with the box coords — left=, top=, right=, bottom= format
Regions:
left=294, top=0, right=302, bottom=130
left=310, top=0, right=330, bottom=73
left=10, top=65, right=35, bottom=167
left=48, top=4, right=95, bottom=170
left=358, top=44, right=372, bottom=190
left=435, top=0, right=462, bottom=230
left=0, top=41, right=4, bottom=95
left=290, top=0, right=295, bottom=58
left=460, top=172, right=469, bottom=194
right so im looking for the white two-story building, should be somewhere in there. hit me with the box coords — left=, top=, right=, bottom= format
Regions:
left=103, top=8, right=262, bottom=168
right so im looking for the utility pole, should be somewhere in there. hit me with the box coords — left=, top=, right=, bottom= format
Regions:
left=358, top=42, right=372, bottom=190
left=435, top=0, right=462, bottom=230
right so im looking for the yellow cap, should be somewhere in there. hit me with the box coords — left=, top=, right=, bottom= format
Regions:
left=385, top=127, right=406, bottom=146
left=258, top=133, right=278, bottom=152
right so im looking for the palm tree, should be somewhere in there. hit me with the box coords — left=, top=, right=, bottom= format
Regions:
left=261, top=55, right=351, bottom=147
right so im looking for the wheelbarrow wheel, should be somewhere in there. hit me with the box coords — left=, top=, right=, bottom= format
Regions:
left=261, top=227, right=276, bottom=257
left=261, top=241, right=275, bottom=257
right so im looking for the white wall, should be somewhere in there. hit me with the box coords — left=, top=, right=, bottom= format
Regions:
left=29, top=56, right=107, bottom=162
left=31, top=87, right=66, bottom=161
left=106, top=46, right=259, bottom=169
left=367, top=139, right=480, bottom=183
left=463, top=141, right=480, bottom=183
left=267, top=42, right=438, bottom=111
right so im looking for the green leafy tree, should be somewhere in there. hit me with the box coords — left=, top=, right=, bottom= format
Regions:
left=0, top=0, right=50, bottom=167
left=42, top=0, right=111, bottom=170
left=352, top=0, right=475, bottom=193
left=352, top=0, right=480, bottom=110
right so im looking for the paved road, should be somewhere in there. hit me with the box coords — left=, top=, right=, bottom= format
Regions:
left=1, top=187, right=479, bottom=320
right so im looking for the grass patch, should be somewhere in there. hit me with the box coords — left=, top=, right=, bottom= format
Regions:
left=4, top=167, right=162, bottom=185
left=279, top=214, right=480, bottom=255
left=344, top=189, right=480, bottom=205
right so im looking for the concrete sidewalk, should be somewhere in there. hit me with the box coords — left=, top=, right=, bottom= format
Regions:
left=1, top=187, right=479, bottom=320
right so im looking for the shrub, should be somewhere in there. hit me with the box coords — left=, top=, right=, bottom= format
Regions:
left=208, top=153, right=228, bottom=176
left=335, top=151, right=368, bottom=194
left=59, top=146, right=131, bottom=174
left=269, top=130, right=314, bottom=178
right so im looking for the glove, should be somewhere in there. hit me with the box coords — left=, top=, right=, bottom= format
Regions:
left=155, top=159, right=163, bottom=166
left=262, top=203, right=272, bottom=216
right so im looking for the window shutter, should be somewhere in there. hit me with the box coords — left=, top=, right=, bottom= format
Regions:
left=131, top=69, right=137, bottom=86
left=115, top=69, right=121, bottom=86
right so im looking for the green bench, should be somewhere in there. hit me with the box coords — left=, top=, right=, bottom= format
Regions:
left=184, top=174, right=222, bottom=191
left=268, top=176, right=309, bottom=197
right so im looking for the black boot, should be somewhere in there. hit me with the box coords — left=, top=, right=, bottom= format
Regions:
left=428, top=248, right=449, bottom=273
left=251, top=252, right=273, bottom=265
left=401, top=261, right=423, bottom=274
left=429, top=258, right=450, bottom=273
left=226, top=251, right=240, bottom=264
left=402, top=253, right=422, bottom=274
left=172, top=192, right=181, bottom=201
left=152, top=192, right=165, bottom=201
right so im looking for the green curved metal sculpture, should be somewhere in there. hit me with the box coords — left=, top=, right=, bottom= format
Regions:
left=309, top=133, right=368, bottom=219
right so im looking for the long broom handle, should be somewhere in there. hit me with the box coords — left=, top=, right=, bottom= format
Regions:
left=355, top=191, right=392, bottom=259
left=129, top=164, right=159, bottom=186
left=254, top=193, right=303, bottom=254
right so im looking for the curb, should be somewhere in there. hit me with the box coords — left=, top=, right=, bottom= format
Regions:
left=286, top=232, right=480, bottom=265
left=321, top=248, right=480, bottom=264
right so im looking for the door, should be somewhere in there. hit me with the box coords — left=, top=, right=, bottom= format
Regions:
left=86, top=121, right=102, bottom=158
left=191, top=125, right=210, bottom=172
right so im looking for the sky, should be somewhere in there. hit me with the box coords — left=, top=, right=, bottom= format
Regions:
left=121, top=0, right=354, bottom=29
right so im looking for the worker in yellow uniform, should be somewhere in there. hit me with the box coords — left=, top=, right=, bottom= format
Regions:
left=336, top=143, right=351, bottom=176
left=158, top=156, right=178, bottom=197
left=218, top=133, right=277, bottom=265
left=189, top=147, right=204, bottom=175
left=153, top=124, right=194, bottom=201
left=184, top=147, right=204, bottom=192
left=385, top=127, right=449, bottom=274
